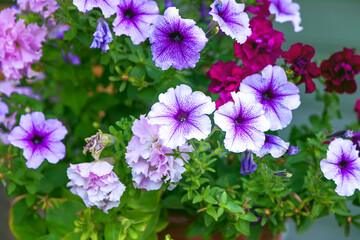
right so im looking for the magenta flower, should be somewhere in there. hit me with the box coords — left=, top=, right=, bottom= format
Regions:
left=17, top=0, right=59, bottom=18
left=240, top=65, right=301, bottom=131
left=234, top=16, right=285, bottom=72
left=149, top=7, right=208, bottom=70
left=90, top=18, right=113, bottom=52
left=148, top=84, right=215, bottom=149
left=253, top=134, right=289, bottom=158
left=67, top=161, right=126, bottom=213
left=126, top=115, right=193, bottom=191
left=246, top=0, right=270, bottom=17
left=73, top=0, right=118, bottom=18
left=268, top=0, right=303, bottom=32
left=214, top=92, right=270, bottom=153
left=320, top=138, right=360, bottom=196
left=8, top=112, right=67, bottom=169
left=209, top=0, right=251, bottom=44
left=0, top=8, right=47, bottom=80
left=113, top=0, right=159, bottom=45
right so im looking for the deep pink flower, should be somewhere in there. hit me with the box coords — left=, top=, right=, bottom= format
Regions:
left=282, top=43, right=321, bottom=93
left=246, top=0, right=270, bottom=17
left=0, top=8, right=47, bottom=80
left=321, top=48, right=360, bottom=94
left=206, top=60, right=254, bottom=108
left=234, top=16, right=285, bottom=72
left=355, top=99, right=360, bottom=119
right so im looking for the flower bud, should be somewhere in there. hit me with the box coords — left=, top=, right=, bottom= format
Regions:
left=274, top=171, right=292, bottom=178
left=83, top=130, right=116, bottom=160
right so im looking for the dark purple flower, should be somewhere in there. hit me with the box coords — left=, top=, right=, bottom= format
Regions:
left=214, top=92, right=270, bottom=153
left=321, top=48, right=360, bottom=94
left=149, top=7, right=208, bottom=70
left=240, top=65, right=301, bottom=131
left=73, top=0, right=118, bottom=18
left=113, top=0, right=159, bottom=45
left=240, top=151, right=257, bottom=175
left=282, top=43, right=321, bottom=93
left=209, top=0, right=251, bottom=43
left=234, top=17, right=285, bottom=72
left=287, top=146, right=300, bottom=155
left=62, top=49, right=81, bottom=65
left=253, top=134, right=289, bottom=158
left=148, top=84, right=215, bottom=149
left=90, top=18, right=113, bottom=53
left=268, top=0, right=303, bottom=32
left=8, top=112, right=67, bottom=169
left=320, top=138, right=360, bottom=196
left=165, top=0, right=175, bottom=8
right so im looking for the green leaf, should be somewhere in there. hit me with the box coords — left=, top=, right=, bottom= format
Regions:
left=104, top=222, right=122, bottom=240
left=297, top=217, right=313, bottom=234
left=192, top=195, right=202, bottom=204
left=206, top=207, right=218, bottom=221
left=235, top=219, right=250, bottom=236
left=61, top=232, right=82, bottom=240
left=224, top=202, right=244, bottom=214
left=238, top=212, right=259, bottom=222
left=60, top=86, right=87, bottom=115
left=220, top=192, right=227, bottom=204
left=203, top=195, right=217, bottom=205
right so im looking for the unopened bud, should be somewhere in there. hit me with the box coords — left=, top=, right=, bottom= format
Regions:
left=83, top=130, right=116, bottom=160
left=287, top=146, right=300, bottom=155
left=274, top=171, right=292, bottom=178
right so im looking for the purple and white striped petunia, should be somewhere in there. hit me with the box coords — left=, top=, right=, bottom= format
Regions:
left=214, top=92, right=270, bottom=153
left=148, top=84, right=215, bottom=149
left=240, top=65, right=301, bottom=131
left=149, top=7, right=208, bottom=70
left=253, top=134, right=289, bottom=158
left=113, top=0, right=159, bottom=45
left=73, top=0, right=119, bottom=18
left=8, top=112, right=67, bottom=169
left=320, top=138, right=360, bottom=196
left=209, top=0, right=251, bottom=44
left=90, top=18, right=113, bottom=52
left=268, top=0, right=303, bottom=32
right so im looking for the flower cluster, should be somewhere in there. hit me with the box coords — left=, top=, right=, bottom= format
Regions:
left=67, top=161, right=126, bottom=213
left=17, top=0, right=59, bottom=18
left=126, top=115, right=193, bottom=191
left=0, top=8, right=47, bottom=80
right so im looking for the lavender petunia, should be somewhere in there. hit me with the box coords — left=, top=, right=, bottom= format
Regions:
left=320, top=138, right=360, bottom=196
left=209, top=0, right=251, bottom=43
left=287, top=145, right=300, bottom=155
left=268, top=0, right=303, bottom=32
left=149, top=7, right=208, bottom=70
left=0, top=101, right=9, bottom=119
left=240, top=151, right=257, bottom=175
left=214, top=92, right=270, bottom=153
left=240, top=65, right=301, bottom=131
left=126, top=115, right=193, bottom=191
left=113, top=0, right=159, bottom=45
left=17, top=0, right=59, bottom=18
left=8, top=112, right=67, bottom=169
left=73, top=0, right=119, bottom=18
left=253, top=134, right=289, bottom=158
left=90, top=18, right=113, bottom=52
left=67, top=161, right=126, bottom=213
left=148, top=84, right=215, bottom=149
left=165, top=0, right=175, bottom=8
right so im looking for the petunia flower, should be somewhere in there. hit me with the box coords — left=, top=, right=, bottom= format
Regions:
left=0, top=101, right=9, bottom=119
left=73, top=0, right=119, bottom=18
left=67, top=161, right=126, bottom=213
left=320, top=138, right=360, bottom=196
left=90, top=18, right=113, bottom=53
left=8, top=112, right=67, bottom=169
left=165, top=0, right=175, bottom=8
left=268, top=0, right=303, bottom=32
left=240, top=65, right=301, bottom=131
left=209, top=0, right=251, bottom=44
left=206, top=60, right=254, bottom=108
left=149, top=7, right=208, bottom=70
left=282, top=43, right=321, bottom=93
left=148, top=84, right=215, bottom=149
left=253, top=134, right=289, bottom=158
left=234, top=16, right=285, bottom=72
left=113, top=0, right=159, bottom=45
left=126, top=115, right=193, bottom=191
left=240, top=151, right=257, bottom=175
left=287, top=146, right=300, bottom=155
left=214, top=92, right=270, bottom=153
left=245, top=0, right=270, bottom=17
left=17, top=0, right=59, bottom=18
left=320, top=48, right=360, bottom=94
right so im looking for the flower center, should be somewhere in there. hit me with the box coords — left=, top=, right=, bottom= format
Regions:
left=339, top=159, right=348, bottom=169
left=169, top=31, right=184, bottom=43
left=295, top=56, right=309, bottom=69
left=334, top=62, right=354, bottom=81
left=32, top=135, right=43, bottom=145
left=262, top=89, right=274, bottom=101
left=123, top=9, right=135, bottom=19
left=175, top=109, right=189, bottom=123
left=234, top=115, right=244, bottom=126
